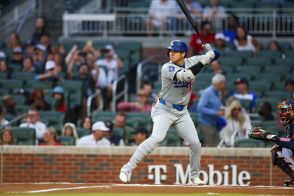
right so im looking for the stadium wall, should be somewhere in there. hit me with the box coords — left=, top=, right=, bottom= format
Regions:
left=0, top=146, right=287, bottom=186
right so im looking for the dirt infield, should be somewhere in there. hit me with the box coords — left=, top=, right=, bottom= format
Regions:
left=0, top=183, right=294, bottom=195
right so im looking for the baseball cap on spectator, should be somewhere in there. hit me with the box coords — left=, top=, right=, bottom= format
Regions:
left=212, top=74, right=226, bottom=84
left=105, top=44, right=114, bottom=51
left=0, top=51, right=6, bottom=60
left=13, top=47, right=23, bottom=54
left=235, top=77, right=249, bottom=86
left=215, top=33, right=229, bottom=42
left=53, top=86, right=64, bottom=94
left=104, top=120, right=114, bottom=131
left=92, top=121, right=110, bottom=132
left=34, top=44, right=46, bottom=52
left=45, top=60, right=55, bottom=71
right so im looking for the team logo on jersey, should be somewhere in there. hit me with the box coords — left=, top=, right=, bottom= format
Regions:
left=169, top=66, right=175, bottom=72
left=173, top=80, right=190, bottom=88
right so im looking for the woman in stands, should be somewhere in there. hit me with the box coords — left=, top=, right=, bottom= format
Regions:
left=233, top=26, right=260, bottom=53
left=7, top=32, right=22, bottom=50
left=52, top=86, right=66, bottom=113
left=220, top=98, right=252, bottom=147
left=0, top=128, right=15, bottom=145
left=26, top=88, right=51, bottom=111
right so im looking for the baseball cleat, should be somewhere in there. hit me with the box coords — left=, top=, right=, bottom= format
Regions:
left=189, top=177, right=206, bottom=185
left=119, top=165, right=132, bottom=183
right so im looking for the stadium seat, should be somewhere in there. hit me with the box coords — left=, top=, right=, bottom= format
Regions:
left=0, top=72, right=7, bottom=79
left=246, top=58, right=272, bottom=67
left=39, top=111, right=65, bottom=130
left=234, top=66, right=261, bottom=78
left=11, top=127, right=36, bottom=145
left=256, top=50, right=281, bottom=60
left=225, top=51, right=253, bottom=60
left=12, top=72, right=36, bottom=82
left=234, top=138, right=264, bottom=148
left=219, top=57, right=243, bottom=67
left=92, top=111, right=116, bottom=122
left=76, top=127, right=91, bottom=138
left=15, top=105, right=30, bottom=114
left=161, top=128, right=182, bottom=146
left=249, top=81, right=272, bottom=93
left=264, top=66, right=290, bottom=75
left=57, top=136, right=75, bottom=146
left=256, top=98, right=280, bottom=111
left=0, top=79, right=23, bottom=92
left=26, top=80, right=52, bottom=89
left=263, top=91, right=291, bottom=100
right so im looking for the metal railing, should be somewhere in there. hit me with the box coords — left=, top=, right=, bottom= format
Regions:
left=111, top=75, right=128, bottom=112
left=0, top=0, right=36, bottom=35
left=62, top=10, right=294, bottom=38
left=86, top=90, right=104, bottom=117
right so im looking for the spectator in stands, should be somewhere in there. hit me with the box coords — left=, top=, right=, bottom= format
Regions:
left=213, top=33, right=231, bottom=54
left=141, top=81, right=158, bottom=104
left=76, top=121, right=111, bottom=146
left=32, top=44, right=47, bottom=73
left=32, top=17, right=47, bottom=43
left=52, top=53, right=65, bottom=73
left=113, top=112, right=133, bottom=145
left=26, top=88, right=51, bottom=111
left=62, top=122, right=79, bottom=144
left=24, top=40, right=36, bottom=57
left=20, top=107, right=47, bottom=143
left=202, top=0, right=226, bottom=26
left=0, top=60, right=12, bottom=79
left=234, top=26, right=260, bottom=53
left=0, top=128, right=14, bottom=145
left=223, top=14, right=239, bottom=44
left=2, top=95, right=18, bottom=120
left=39, top=127, right=63, bottom=146
left=210, top=60, right=226, bottom=75
left=0, top=51, right=7, bottom=61
left=133, top=127, right=149, bottom=146
left=81, top=116, right=92, bottom=129
left=39, top=33, right=51, bottom=52
left=35, top=60, right=61, bottom=82
left=146, top=0, right=178, bottom=36
left=189, top=21, right=215, bottom=55
left=22, top=56, right=36, bottom=73
left=197, top=74, right=226, bottom=147
left=10, top=47, right=24, bottom=64
left=105, top=119, right=121, bottom=146
left=269, top=40, right=281, bottom=51
left=220, top=99, right=252, bottom=147
left=285, top=80, right=294, bottom=98
left=232, top=77, right=256, bottom=113
left=52, top=86, right=66, bottom=113
left=0, top=107, right=9, bottom=126
left=7, top=32, right=22, bottom=50
left=117, top=89, right=152, bottom=112
left=94, top=44, right=124, bottom=110
left=257, top=101, right=274, bottom=121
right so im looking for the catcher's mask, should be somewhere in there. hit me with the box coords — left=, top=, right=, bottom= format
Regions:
left=277, top=99, right=294, bottom=126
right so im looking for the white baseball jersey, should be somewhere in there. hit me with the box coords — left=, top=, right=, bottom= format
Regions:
left=159, top=55, right=205, bottom=106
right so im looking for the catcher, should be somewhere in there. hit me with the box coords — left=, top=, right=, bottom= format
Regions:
left=248, top=99, right=294, bottom=186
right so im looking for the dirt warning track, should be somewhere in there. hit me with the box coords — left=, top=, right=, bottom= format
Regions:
left=1, top=183, right=294, bottom=195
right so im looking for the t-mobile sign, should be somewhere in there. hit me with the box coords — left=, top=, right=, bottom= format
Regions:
left=148, top=164, right=251, bottom=185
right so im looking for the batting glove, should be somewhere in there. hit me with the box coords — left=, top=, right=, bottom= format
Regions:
left=202, top=43, right=212, bottom=51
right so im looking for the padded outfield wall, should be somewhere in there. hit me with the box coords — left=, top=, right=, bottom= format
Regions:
left=0, top=146, right=287, bottom=186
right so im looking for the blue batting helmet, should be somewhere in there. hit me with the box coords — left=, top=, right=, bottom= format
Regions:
left=167, top=40, right=188, bottom=54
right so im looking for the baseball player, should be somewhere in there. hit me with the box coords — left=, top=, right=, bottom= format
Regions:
left=119, top=40, right=220, bottom=185
left=249, top=99, right=294, bottom=186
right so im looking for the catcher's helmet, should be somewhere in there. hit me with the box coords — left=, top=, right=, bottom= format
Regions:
left=277, top=99, right=294, bottom=126
left=167, top=40, right=188, bottom=54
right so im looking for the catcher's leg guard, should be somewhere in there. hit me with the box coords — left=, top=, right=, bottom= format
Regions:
left=271, top=146, right=294, bottom=178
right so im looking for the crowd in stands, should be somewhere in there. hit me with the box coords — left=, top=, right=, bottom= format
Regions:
left=0, top=0, right=294, bottom=148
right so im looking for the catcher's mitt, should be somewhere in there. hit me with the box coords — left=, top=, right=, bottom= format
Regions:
left=248, top=127, right=274, bottom=141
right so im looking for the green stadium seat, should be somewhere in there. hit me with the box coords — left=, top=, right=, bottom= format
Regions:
left=39, top=111, right=64, bottom=129
left=263, top=91, right=291, bottom=100
left=15, top=105, right=30, bottom=114
left=0, top=79, right=23, bottom=92
left=11, top=95, right=25, bottom=105
left=264, top=66, right=290, bottom=75
left=193, top=80, right=210, bottom=92
left=57, top=136, right=75, bottom=145
left=260, top=73, right=282, bottom=83
left=13, top=72, right=36, bottom=82
left=246, top=58, right=272, bottom=67
left=26, top=80, right=52, bottom=89
left=92, top=111, right=116, bottom=122
left=76, top=127, right=91, bottom=138
left=234, top=138, right=264, bottom=148
left=256, top=50, right=281, bottom=60
left=225, top=51, right=253, bottom=60
left=0, top=72, right=7, bottom=79
left=219, top=57, right=243, bottom=67
left=272, top=58, right=294, bottom=67
left=235, top=66, right=261, bottom=78
left=0, top=88, right=9, bottom=96
left=249, top=81, right=272, bottom=93
left=256, top=98, right=280, bottom=111
left=11, top=127, right=36, bottom=145
left=161, top=128, right=182, bottom=146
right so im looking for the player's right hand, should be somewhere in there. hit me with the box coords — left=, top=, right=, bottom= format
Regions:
left=202, top=43, right=212, bottom=51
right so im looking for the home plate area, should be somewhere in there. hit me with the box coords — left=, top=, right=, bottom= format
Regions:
left=1, top=183, right=294, bottom=195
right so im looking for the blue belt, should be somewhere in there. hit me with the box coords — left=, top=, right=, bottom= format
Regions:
left=159, top=99, right=185, bottom=111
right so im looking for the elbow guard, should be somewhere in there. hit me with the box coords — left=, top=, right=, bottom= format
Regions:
left=188, top=62, right=205, bottom=76
left=175, top=69, right=196, bottom=81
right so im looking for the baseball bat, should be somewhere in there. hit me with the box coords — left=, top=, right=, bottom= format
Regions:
left=176, top=0, right=205, bottom=45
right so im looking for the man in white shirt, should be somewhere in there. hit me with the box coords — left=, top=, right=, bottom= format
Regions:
left=77, top=121, right=111, bottom=146
left=20, top=108, right=47, bottom=143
